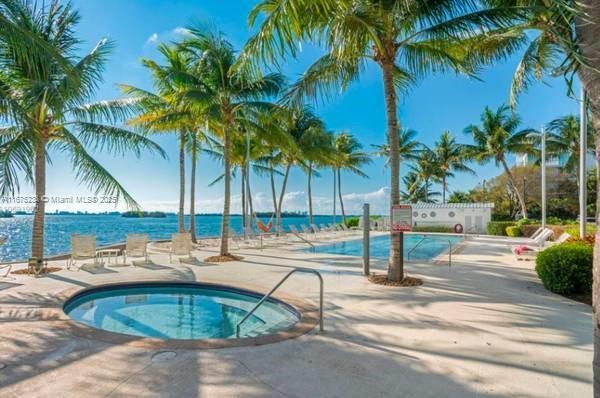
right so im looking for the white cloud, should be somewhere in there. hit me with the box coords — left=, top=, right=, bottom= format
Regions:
left=146, top=33, right=158, bottom=45
left=173, top=27, right=191, bottom=36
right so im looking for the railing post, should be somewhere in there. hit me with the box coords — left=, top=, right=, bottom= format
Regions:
left=362, top=203, right=370, bottom=276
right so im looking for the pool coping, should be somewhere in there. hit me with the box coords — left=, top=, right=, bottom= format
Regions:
left=33, top=280, right=320, bottom=350
left=299, top=232, right=468, bottom=263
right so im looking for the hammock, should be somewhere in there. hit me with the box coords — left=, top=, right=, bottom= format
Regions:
left=255, top=213, right=275, bottom=233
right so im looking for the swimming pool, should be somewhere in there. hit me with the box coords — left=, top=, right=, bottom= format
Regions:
left=63, top=283, right=300, bottom=340
left=307, top=234, right=464, bottom=261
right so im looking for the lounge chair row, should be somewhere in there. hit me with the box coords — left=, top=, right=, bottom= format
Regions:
left=67, top=233, right=195, bottom=270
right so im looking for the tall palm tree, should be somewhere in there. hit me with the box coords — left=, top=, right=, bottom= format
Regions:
left=372, top=128, right=421, bottom=175
left=401, top=171, right=440, bottom=203
left=409, top=148, right=441, bottom=204
left=242, top=0, right=515, bottom=282
left=433, top=131, right=475, bottom=203
left=464, top=105, right=534, bottom=218
left=275, top=106, right=321, bottom=229
left=300, top=124, right=331, bottom=225
left=331, top=132, right=371, bottom=225
left=179, top=29, right=285, bottom=257
left=122, top=44, right=198, bottom=234
left=0, top=0, right=164, bottom=263
left=546, top=115, right=595, bottom=188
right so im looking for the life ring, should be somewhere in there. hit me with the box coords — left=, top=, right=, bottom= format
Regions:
left=454, top=223, right=464, bottom=234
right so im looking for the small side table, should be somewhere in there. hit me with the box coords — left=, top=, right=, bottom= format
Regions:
left=97, top=249, right=121, bottom=264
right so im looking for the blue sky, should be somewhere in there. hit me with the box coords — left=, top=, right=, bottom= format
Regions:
left=34, top=0, right=580, bottom=215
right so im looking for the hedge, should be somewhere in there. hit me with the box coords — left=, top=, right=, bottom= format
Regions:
left=505, top=226, right=521, bottom=237
left=412, top=225, right=454, bottom=233
left=487, top=221, right=516, bottom=236
left=535, top=243, right=593, bottom=295
left=345, top=217, right=359, bottom=228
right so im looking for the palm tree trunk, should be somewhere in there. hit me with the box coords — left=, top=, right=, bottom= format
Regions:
left=220, top=127, right=231, bottom=256
left=270, top=164, right=278, bottom=217
left=337, top=168, right=346, bottom=226
left=277, top=163, right=292, bottom=229
left=425, top=178, right=429, bottom=203
left=308, top=163, right=314, bottom=225
left=381, top=60, right=403, bottom=282
left=241, top=167, right=246, bottom=231
left=576, top=4, right=600, bottom=393
left=31, top=140, right=46, bottom=262
left=178, top=132, right=186, bottom=233
left=247, top=173, right=254, bottom=224
left=442, top=176, right=446, bottom=203
left=500, top=158, right=528, bottom=218
left=189, top=135, right=197, bottom=243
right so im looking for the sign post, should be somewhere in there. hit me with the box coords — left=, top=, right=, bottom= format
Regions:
left=391, top=204, right=412, bottom=269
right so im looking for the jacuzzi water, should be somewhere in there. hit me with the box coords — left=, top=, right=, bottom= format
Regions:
left=306, top=234, right=464, bottom=260
left=63, top=283, right=300, bottom=339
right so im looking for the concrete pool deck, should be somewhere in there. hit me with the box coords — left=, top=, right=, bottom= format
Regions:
left=0, top=234, right=592, bottom=397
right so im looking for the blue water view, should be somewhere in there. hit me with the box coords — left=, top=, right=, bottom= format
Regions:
left=64, top=284, right=299, bottom=339
left=0, top=214, right=341, bottom=262
left=307, top=234, right=463, bottom=261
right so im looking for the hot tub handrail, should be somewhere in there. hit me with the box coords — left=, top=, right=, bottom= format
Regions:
left=236, top=267, right=323, bottom=338
left=407, top=235, right=453, bottom=267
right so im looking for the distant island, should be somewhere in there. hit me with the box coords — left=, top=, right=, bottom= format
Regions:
left=121, top=211, right=167, bottom=218
left=0, top=211, right=14, bottom=218
left=254, top=211, right=307, bottom=218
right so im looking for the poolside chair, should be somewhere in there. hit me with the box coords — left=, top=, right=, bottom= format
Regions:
left=512, top=233, right=571, bottom=260
left=67, top=234, right=98, bottom=270
left=169, top=233, right=193, bottom=263
left=300, top=224, right=313, bottom=235
left=123, top=234, right=149, bottom=265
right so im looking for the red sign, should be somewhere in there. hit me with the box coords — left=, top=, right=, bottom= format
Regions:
left=391, top=204, right=412, bottom=232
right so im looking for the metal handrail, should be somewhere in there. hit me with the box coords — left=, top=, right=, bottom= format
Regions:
left=236, top=267, right=324, bottom=338
left=407, top=235, right=454, bottom=267
left=291, top=232, right=315, bottom=248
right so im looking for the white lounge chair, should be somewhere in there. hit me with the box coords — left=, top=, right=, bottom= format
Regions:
left=169, top=233, right=193, bottom=263
left=512, top=232, right=569, bottom=260
left=67, top=234, right=98, bottom=270
left=123, top=234, right=149, bottom=265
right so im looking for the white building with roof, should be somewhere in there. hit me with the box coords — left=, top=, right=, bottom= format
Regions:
left=410, top=203, right=494, bottom=234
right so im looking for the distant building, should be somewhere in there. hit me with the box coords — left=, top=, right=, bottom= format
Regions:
left=515, top=153, right=595, bottom=168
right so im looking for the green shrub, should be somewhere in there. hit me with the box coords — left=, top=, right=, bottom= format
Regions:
left=505, top=226, right=521, bottom=237
left=487, top=221, right=516, bottom=236
left=412, top=225, right=454, bottom=233
left=515, top=218, right=536, bottom=227
left=535, top=243, right=593, bottom=295
left=345, top=217, right=359, bottom=228
left=564, top=224, right=596, bottom=239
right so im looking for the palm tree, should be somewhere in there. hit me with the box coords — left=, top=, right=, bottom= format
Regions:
left=433, top=131, right=475, bottom=203
left=372, top=128, right=421, bottom=174
left=409, top=148, right=441, bottom=204
left=546, top=115, right=595, bottom=188
left=275, top=106, right=322, bottom=229
left=300, top=123, right=331, bottom=225
left=401, top=172, right=440, bottom=203
left=242, top=0, right=513, bottom=282
left=179, top=29, right=285, bottom=257
left=331, top=132, right=371, bottom=225
left=0, top=0, right=164, bottom=263
left=123, top=44, right=198, bottom=234
left=464, top=105, right=534, bottom=218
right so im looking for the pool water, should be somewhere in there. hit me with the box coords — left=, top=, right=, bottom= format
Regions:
left=64, top=284, right=299, bottom=339
left=307, top=234, right=463, bottom=261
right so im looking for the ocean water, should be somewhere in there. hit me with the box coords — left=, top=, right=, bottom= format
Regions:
left=0, top=214, right=341, bottom=262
